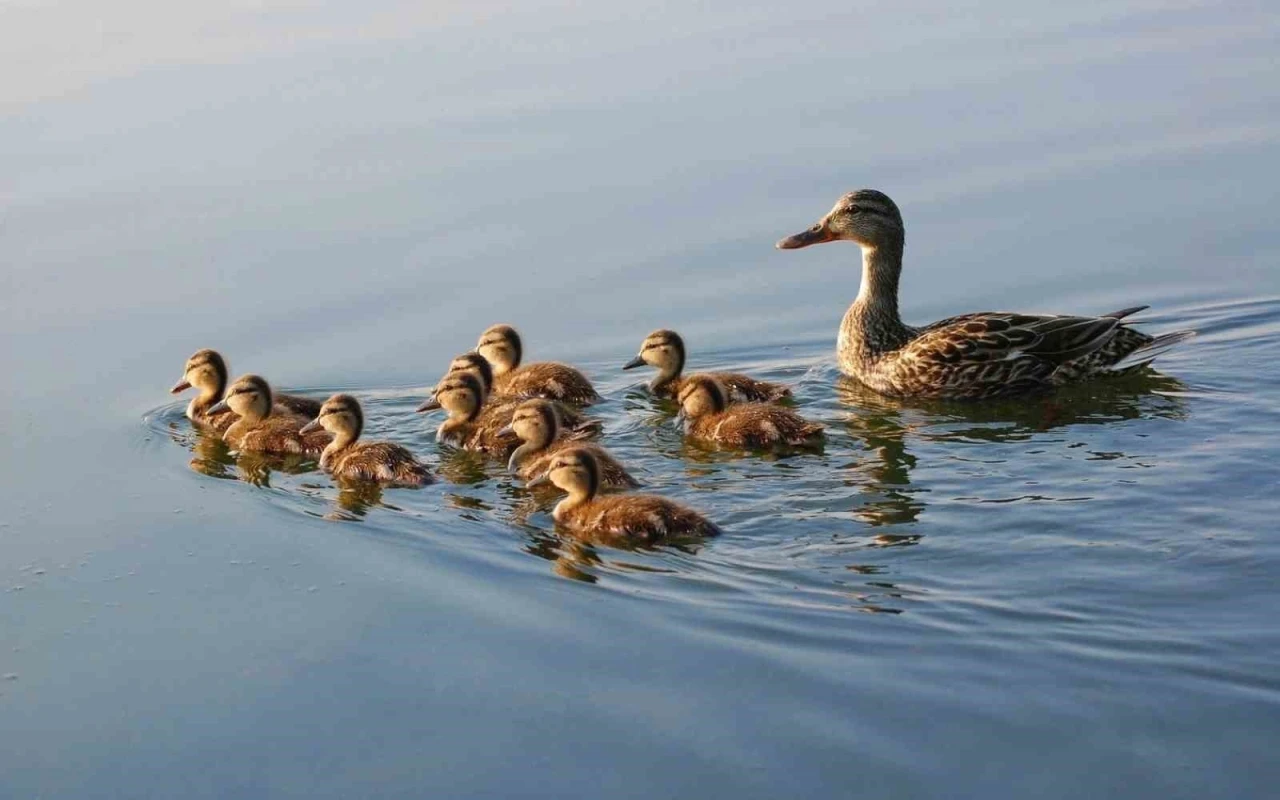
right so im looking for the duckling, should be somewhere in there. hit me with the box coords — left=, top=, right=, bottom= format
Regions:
left=623, top=329, right=792, bottom=403
left=476, top=324, right=601, bottom=405
left=418, top=371, right=521, bottom=455
left=207, top=374, right=331, bottom=456
left=300, top=394, right=433, bottom=487
left=171, top=349, right=321, bottom=431
left=677, top=374, right=824, bottom=449
left=501, top=399, right=639, bottom=489
left=426, top=350, right=602, bottom=437
left=776, top=189, right=1195, bottom=399
left=530, top=448, right=720, bottom=545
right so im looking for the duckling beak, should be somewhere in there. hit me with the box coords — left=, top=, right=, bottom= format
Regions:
left=496, top=425, right=514, bottom=438
left=416, top=398, right=441, bottom=413
left=776, top=223, right=834, bottom=250
left=170, top=378, right=192, bottom=394
left=527, top=473, right=550, bottom=488
left=207, top=399, right=232, bottom=416
left=299, top=419, right=322, bottom=435
left=622, top=355, right=645, bottom=370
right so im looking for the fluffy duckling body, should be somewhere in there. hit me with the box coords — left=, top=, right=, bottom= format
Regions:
left=209, top=374, right=331, bottom=456
left=776, top=190, right=1195, bottom=400
left=678, top=375, right=823, bottom=449
left=502, top=399, right=638, bottom=489
left=532, top=448, right=720, bottom=546
left=301, top=394, right=433, bottom=486
left=427, top=351, right=601, bottom=437
left=477, top=324, right=601, bottom=405
left=171, top=349, right=321, bottom=431
left=624, top=329, right=792, bottom=403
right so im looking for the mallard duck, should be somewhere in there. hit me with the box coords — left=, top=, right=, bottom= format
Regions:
left=623, top=329, right=791, bottom=402
left=476, top=324, right=601, bottom=404
left=530, top=448, right=720, bottom=545
left=776, top=190, right=1195, bottom=400
left=208, top=374, right=331, bottom=456
left=677, top=375, right=823, bottom=449
left=299, top=394, right=433, bottom=486
left=171, top=349, right=321, bottom=431
left=423, top=351, right=601, bottom=437
left=500, top=399, right=639, bottom=489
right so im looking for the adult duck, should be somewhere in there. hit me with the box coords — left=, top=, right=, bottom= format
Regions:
left=776, top=190, right=1193, bottom=400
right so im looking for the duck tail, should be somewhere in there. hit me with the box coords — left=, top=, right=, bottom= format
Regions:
left=1109, top=329, right=1196, bottom=372
left=1102, top=305, right=1149, bottom=320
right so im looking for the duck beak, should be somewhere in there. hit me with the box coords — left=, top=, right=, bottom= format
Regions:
left=496, top=425, right=514, bottom=438
left=299, top=419, right=322, bottom=435
left=207, top=399, right=232, bottom=416
left=527, top=473, right=549, bottom=488
left=776, top=222, right=834, bottom=250
left=622, top=355, right=645, bottom=370
left=416, top=398, right=441, bottom=413
left=170, top=378, right=191, bottom=394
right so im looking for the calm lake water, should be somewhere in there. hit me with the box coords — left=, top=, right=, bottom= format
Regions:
left=4, top=1, right=1280, bottom=797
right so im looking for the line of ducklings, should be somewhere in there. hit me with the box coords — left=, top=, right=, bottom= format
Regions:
left=169, top=324, right=823, bottom=546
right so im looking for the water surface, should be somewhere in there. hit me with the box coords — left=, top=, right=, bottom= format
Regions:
left=4, top=2, right=1280, bottom=797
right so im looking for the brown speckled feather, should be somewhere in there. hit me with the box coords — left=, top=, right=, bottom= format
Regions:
left=520, top=441, right=639, bottom=489
left=325, top=442, right=432, bottom=486
left=687, top=404, right=824, bottom=449
left=496, top=362, right=601, bottom=405
left=557, top=494, right=722, bottom=546
left=226, top=415, right=331, bottom=457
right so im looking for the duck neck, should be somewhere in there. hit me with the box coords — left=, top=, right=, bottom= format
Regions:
left=552, top=486, right=592, bottom=521
left=651, top=350, right=685, bottom=393
left=845, top=239, right=911, bottom=355
left=324, top=428, right=357, bottom=463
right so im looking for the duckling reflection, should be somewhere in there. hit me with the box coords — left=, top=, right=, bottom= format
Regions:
left=184, top=424, right=237, bottom=480
left=170, top=349, right=320, bottom=431
left=476, top=324, right=601, bottom=404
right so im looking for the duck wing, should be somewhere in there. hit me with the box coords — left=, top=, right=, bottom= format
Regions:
left=910, top=312, right=1122, bottom=368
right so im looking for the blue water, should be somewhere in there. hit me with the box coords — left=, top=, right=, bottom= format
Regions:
left=4, top=2, right=1280, bottom=797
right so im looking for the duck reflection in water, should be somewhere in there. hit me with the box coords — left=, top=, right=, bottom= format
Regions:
left=181, top=424, right=319, bottom=487
left=835, top=366, right=1189, bottom=528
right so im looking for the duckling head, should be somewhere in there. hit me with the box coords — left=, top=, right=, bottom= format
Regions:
left=301, top=393, right=363, bottom=443
left=428, top=371, right=484, bottom=421
left=531, top=447, right=601, bottom=501
left=447, top=351, right=495, bottom=400
left=476, top=324, right=522, bottom=375
left=171, top=349, right=228, bottom=398
left=499, top=399, right=560, bottom=469
left=776, top=189, right=904, bottom=251
left=623, top=329, right=685, bottom=375
left=676, top=374, right=728, bottom=420
left=208, top=374, right=273, bottom=421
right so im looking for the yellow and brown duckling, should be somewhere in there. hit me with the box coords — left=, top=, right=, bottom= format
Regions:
left=501, top=399, right=639, bottom=489
left=476, top=324, right=601, bottom=405
left=776, top=189, right=1195, bottom=400
left=427, top=350, right=601, bottom=437
left=300, top=394, right=433, bottom=487
left=624, top=329, right=792, bottom=403
left=207, top=374, right=331, bottom=456
left=418, top=371, right=522, bottom=455
left=677, top=374, right=823, bottom=449
left=530, top=448, right=720, bottom=546
left=171, top=348, right=321, bottom=431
